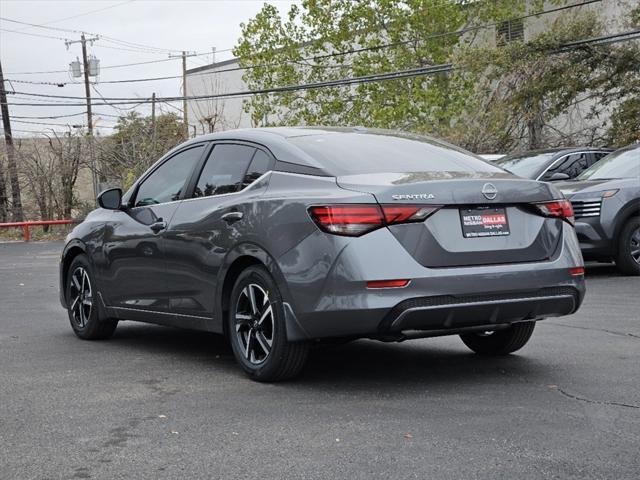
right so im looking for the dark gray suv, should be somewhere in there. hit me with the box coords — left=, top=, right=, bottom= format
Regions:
left=557, top=144, right=640, bottom=275
left=59, top=127, right=586, bottom=381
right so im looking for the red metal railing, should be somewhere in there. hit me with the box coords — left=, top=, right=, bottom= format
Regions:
left=0, top=220, right=74, bottom=241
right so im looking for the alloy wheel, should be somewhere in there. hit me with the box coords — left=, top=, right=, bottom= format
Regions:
left=630, top=227, right=640, bottom=265
left=69, top=266, right=93, bottom=328
left=234, top=283, right=274, bottom=365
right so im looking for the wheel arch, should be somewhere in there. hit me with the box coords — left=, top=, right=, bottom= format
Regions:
left=59, top=241, right=88, bottom=308
left=216, top=243, right=293, bottom=338
left=612, top=200, right=640, bottom=253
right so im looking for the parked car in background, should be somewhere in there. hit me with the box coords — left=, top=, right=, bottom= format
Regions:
left=479, top=154, right=505, bottom=161
left=495, top=147, right=613, bottom=182
left=556, top=144, right=640, bottom=275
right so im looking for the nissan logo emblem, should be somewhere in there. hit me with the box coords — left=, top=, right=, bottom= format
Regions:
left=481, top=183, right=498, bottom=200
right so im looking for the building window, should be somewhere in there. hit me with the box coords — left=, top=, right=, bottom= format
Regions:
left=497, top=18, right=524, bottom=45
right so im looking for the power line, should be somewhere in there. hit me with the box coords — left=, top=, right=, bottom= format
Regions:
left=5, top=57, right=180, bottom=76
left=2, top=0, right=602, bottom=80
left=12, top=118, right=116, bottom=129
left=11, top=112, right=87, bottom=119
left=0, top=14, right=225, bottom=56
left=5, top=28, right=639, bottom=105
left=0, top=27, right=68, bottom=41
left=22, top=1, right=135, bottom=27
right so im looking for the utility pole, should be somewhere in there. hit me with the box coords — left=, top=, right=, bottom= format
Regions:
left=170, top=50, right=196, bottom=140
left=151, top=92, right=157, bottom=153
left=181, top=51, right=188, bottom=139
left=0, top=58, right=23, bottom=222
left=66, top=34, right=99, bottom=200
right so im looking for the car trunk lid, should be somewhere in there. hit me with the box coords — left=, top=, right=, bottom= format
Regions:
left=337, top=171, right=565, bottom=267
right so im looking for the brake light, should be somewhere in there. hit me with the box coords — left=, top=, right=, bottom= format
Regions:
left=308, top=204, right=440, bottom=237
left=569, top=267, right=585, bottom=276
left=533, top=199, right=574, bottom=224
left=308, top=205, right=383, bottom=236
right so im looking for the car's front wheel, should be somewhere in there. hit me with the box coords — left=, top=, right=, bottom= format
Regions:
left=459, top=321, right=535, bottom=355
left=66, top=254, right=118, bottom=340
left=228, top=266, right=309, bottom=382
left=615, top=217, right=640, bottom=276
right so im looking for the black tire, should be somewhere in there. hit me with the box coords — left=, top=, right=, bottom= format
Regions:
left=227, top=266, right=309, bottom=382
left=460, top=321, right=536, bottom=355
left=66, top=254, right=118, bottom=340
left=615, top=217, right=640, bottom=276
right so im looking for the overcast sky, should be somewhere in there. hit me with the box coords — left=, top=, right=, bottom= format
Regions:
left=0, top=0, right=300, bottom=136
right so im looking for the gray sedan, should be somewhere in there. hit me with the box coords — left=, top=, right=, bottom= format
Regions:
left=59, top=127, right=586, bottom=381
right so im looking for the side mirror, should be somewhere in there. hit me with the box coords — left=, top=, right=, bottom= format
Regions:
left=97, top=188, right=122, bottom=210
left=548, top=172, right=570, bottom=181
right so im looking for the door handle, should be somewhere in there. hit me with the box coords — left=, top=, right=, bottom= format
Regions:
left=150, top=220, right=167, bottom=233
left=221, top=211, right=244, bottom=224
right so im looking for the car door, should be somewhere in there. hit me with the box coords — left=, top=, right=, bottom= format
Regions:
left=100, top=144, right=206, bottom=320
left=162, top=143, right=274, bottom=328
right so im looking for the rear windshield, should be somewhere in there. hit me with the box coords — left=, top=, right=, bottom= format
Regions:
left=288, top=132, right=502, bottom=176
left=494, top=152, right=556, bottom=179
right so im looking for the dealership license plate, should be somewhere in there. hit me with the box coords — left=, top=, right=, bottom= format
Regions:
left=460, top=207, right=510, bottom=238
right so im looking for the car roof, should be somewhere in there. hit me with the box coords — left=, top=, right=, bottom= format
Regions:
left=504, top=146, right=614, bottom=159
left=176, top=127, right=476, bottom=173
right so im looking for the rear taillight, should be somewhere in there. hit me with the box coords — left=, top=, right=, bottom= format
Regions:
left=308, top=204, right=440, bottom=237
left=382, top=206, right=440, bottom=224
left=533, top=199, right=574, bottom=225
left=308, top=205, right=383, bottom=236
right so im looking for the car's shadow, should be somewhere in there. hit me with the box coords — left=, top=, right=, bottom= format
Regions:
left=102, top=323, right=550, bottom=389
left=584, top=262, right=623, bottom=278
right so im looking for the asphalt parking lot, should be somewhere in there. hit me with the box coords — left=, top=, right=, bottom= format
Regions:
left=1, top=241, right=639, bottom=480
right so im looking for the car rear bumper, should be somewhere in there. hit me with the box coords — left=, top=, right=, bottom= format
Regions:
left=278, top=224, right=586, bottom=341
left=380, top=286, right=579, bottom=333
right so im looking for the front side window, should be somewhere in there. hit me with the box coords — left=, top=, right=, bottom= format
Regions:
left=541, top=153, right=590, bottom=181
left=193, top=144, right=256, bottom=198
left=134, top=146, right=203, bottom=207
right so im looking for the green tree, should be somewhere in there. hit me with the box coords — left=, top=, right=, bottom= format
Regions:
left=233, top=0, right=537, bottom=132
left=234, top=0, right=639, bottom=152
left=453, top=7, right=640, bottom=152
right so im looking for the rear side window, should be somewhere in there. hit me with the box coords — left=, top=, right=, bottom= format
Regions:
left=243, top=149, right=273, bottom=187
left=193, top=144, right=256, bottom=197
left=288, top=132, right=501, bottom=176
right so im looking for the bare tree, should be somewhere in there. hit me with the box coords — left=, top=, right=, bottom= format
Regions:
left=15, top=139, right=56, bottom=227
left=191, top=76, right=241, bottom=134
left=46, top=131, right=84, bottom=218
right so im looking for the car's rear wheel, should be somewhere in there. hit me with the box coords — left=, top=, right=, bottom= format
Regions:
left=228, top=266, right=309, bottom=382
left=459, top=321, right=535, bottom=355
left=66, top=255, right=118, bottom=340
left=615, top=218, right=640, bottom=276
